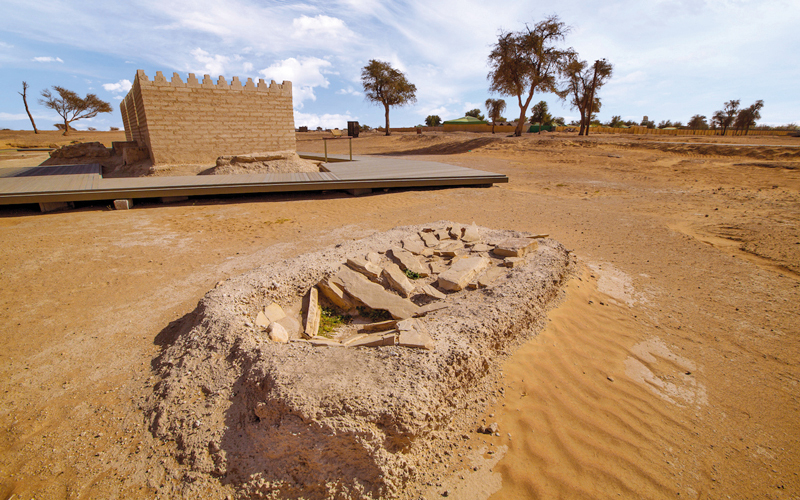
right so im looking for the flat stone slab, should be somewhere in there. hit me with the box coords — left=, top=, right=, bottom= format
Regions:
left=347, top=257, right=382, bottom=280
left=334, top=266, right=419, bottom=319
left=493, top=238, right=538, bottom=258
left=303, top=287, right=321, bottom=338
left=402, top=237, right=426, bottom=255
left=419, top=232, right=439, bottom=247
left=318, top=278, right=357, bottom=310
left=264, top=302, right=287, bottom=323
left=437, top=256, right=490, bottom=291
left=382, top=262, right=416, bottom=298
left=478, top=266, right=507, bottom=288
left=396, top=319, right=434, bottom=350
left=388, top=247, right=429, bottom=277
left=358, top=320, right=398, bottom=333
left=418, top=284, right=446, bottom=300
left=347, top=332, right=397, bottom=348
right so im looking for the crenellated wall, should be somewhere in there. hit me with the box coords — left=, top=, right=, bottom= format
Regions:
left=121, top=70, right=295, bottom=165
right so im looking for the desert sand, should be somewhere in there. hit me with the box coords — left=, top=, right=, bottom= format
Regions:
left=0, top=130, right=798, bottom=499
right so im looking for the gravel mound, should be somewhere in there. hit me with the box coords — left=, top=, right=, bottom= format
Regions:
left=144, top=223, right=573, bottom=499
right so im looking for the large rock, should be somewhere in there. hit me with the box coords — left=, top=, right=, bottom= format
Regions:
left=493, top=238, right=538, bottom=258
left=49, top=142, right=110, bottom=158
left=478, top=266, right=507, bottom=288
left=388, top=247, right=429, bottom=277
left=333, top=266, right=419, bottom=319
left=437, top=256, right=490, bottom=291
left=382, top=262, right=416, bottom=298
left=462, top=224, right=482, bottom=243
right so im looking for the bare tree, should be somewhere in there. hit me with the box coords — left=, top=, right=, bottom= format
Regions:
left=361, top=60, right=417, bottom=136
left=39, top=86, right=112, bottom=135
left=558, top=55, right=611, bottom=135
left=734, top=100, right=764, bottom=135
left=485, top=98, right=507, bottom=134
left=488, top=15, right=574, bottom=136
left=18, top=81, right=38, bottom=133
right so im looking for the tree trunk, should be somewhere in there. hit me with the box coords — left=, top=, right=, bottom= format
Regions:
left=578, top=109, right=586, bottom=136
left=491, top=121, right=495, bottom=134
left=19, top=82, right=38, bottom=134
left=63, top=118, right=70, bottom=136
left=384, top=104, right=391, bottom=136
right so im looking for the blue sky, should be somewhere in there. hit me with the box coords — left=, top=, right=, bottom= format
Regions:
left=1, top=0, right=798, bottom=132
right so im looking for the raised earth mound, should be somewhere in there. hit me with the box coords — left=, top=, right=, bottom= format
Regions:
left=144, top=222, right=573, bottom=499
left=204, top=151, right=321, bottom=175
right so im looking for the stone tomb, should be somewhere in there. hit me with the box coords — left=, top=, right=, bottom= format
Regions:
left=145, top=223, right=571, bottom=499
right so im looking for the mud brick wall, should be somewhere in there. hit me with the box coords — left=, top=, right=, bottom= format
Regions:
left=121, top=70, right=295, bottom=165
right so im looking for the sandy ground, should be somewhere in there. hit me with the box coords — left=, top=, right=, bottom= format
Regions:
left=0, top=130, right=798, bottom=499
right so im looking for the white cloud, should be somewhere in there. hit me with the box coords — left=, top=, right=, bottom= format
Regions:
left=191, top=48, right=229, bottom=76
left=336, top=86, right=361, bottom=97
left=243, top=62, right=254, bottom=73
left=102, top=79, right=132, bottom=93
left=294, top=111, right=355, bottom=130
left=291, top=15, right=353, bottom=40
left=32, top=56, right=63, bottom=63
left=260, top=56, right=333, bottom=109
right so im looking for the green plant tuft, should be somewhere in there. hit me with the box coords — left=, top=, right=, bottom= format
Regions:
left=319, top=306, right=351, bottom=337
left=404, top=269, right=421, bottom=280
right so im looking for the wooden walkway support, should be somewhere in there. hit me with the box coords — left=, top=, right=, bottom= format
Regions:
left=0, top=154, right=508, bottom=208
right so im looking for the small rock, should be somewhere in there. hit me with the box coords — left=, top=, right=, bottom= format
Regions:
left=607, top=376, right=614, bottom=382
left=255, top=311, right=270, bottom=328
left=268, top=322, right=289, bottom=343
left=448, top=223, right=463, bottom=239
left=503, top=257, right=524, bottom=268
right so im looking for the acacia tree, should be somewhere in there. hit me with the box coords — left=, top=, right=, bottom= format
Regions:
left=734, top=100, right=764, bottom=135
left=19, top=82, right=38, bottom=133
left=361, top=60, right=417, bottom=136
left=485, top=98, right=506, bottom=134
left=488, top=15, right=574, bottom=136
left=425, top=115, right=442, bottom=127
left=39, top=86, right=112, bottom=135
left=530, top=100, right=552, bottom=133
left=688, top=114, right=708, bottom=130
left=558, top=55, right=611, bottom=135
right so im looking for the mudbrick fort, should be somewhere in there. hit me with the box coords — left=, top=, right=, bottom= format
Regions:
left=119, top=70, right=295, bottom=165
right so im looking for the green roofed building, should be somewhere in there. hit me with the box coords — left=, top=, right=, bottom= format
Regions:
left=443, top=116, right=489, bottom=125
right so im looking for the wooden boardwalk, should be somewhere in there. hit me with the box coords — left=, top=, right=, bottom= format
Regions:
left=0, top=154, right=507, bottom=206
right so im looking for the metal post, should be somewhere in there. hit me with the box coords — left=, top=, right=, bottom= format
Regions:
left=324, top=139, right=327, bottom=163
left=349, top=137, right=352, bottom=161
